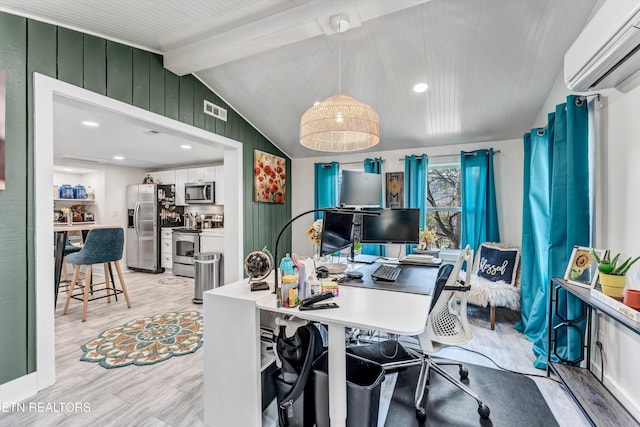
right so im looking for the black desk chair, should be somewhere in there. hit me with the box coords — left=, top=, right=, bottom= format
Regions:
left=348, top=246, right=490, bottom=422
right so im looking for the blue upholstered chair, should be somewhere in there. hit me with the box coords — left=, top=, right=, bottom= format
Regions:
left=63, top=227, right=131, bottom=321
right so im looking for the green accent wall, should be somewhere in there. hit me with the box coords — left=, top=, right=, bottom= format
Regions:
left=0, top=11, right=292, bottom=385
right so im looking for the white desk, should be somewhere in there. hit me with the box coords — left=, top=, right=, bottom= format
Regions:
left=203, top=276, right=430, bottom=427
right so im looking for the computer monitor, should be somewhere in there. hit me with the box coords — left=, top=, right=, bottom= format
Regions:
left=360, top=208, right=420, bottom=244
left=339, top=170, right=382, bottom=208
left=320, top=211, right=355, bottom=256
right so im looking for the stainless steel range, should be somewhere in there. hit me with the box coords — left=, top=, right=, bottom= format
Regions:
left=172, top=228, right=201, bottom=278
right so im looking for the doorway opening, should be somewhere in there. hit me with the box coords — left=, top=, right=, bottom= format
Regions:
left=34, top=73, right=243, bottom=393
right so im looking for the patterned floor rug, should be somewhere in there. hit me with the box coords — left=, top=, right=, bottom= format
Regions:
left=81, top=311, right=203, bottom=368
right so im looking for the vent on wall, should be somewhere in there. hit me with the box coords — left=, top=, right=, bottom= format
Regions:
left=204, top=100, right=228, bottom=121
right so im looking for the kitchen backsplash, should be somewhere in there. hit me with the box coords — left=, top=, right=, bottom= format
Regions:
left=184, top=204, right=223, bottom=216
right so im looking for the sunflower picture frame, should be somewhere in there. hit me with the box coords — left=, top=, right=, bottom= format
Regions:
left=564, top=245, right=606, bottom=289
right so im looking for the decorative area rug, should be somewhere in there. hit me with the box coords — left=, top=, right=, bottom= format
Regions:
left=81, top=311, right=203, bottom=368
left=385, top=362, right=559, bottom=426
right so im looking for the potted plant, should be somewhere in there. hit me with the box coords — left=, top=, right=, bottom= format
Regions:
left=593, top=250, right=640, bottom=299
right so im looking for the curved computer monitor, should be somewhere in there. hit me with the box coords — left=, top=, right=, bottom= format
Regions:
left=320, top=211, right=355, bottom=256
left=339, top=170, right=382, bottom=208
left=360, top=208, right=420, bottom=244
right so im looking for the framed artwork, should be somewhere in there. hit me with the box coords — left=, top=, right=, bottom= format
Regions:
left=564, top=246, right=606, bottom=289
left=0, top=69, right=5, bottom=190
left=385, top=172, right=404, bottom=208
left=254, top=149, right=286, bottom=204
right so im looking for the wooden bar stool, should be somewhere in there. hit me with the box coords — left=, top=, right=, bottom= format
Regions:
left=63, top=227, right=131, bottom=321
left=62, top=240, right=82, bottom=283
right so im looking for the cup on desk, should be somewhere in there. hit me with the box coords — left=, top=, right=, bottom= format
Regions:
left=281, top=275, right=300, bottom=308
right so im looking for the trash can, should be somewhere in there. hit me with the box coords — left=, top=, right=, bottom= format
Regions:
left=313, top=351, right=385, bottom=427
left=193, top=252, right=221, bottom=304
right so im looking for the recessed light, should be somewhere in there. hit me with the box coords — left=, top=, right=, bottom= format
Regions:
left=181, top=144, right=192, bottom=150
left=413, top=83, right=428, bottom=93
left=82, top=121, right=99, bottom=127
left=113, top=155, right=124, bottom=160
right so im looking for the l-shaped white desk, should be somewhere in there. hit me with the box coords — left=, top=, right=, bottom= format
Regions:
left=203, top=274, right=431, bottom=427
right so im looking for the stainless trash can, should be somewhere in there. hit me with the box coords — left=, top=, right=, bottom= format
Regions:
left=193, top=252, right=221, bottom=304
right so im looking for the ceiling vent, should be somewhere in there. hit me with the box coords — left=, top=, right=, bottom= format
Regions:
left=204, top=100, right=227, bottom=121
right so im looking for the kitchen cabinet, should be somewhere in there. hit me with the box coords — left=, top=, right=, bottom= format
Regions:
left=188, top=166, right=216, bottom=183
left=213, top=166, right=224, bottom=205
left=175, top=169, right=189, bottom=205
left=153, top=170, right=175, bottom=185
left=160, top=229, right=173, bottom=269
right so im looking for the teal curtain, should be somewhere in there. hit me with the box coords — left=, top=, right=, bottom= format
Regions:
left=362, top=158, right=385, bottom=256
left=314, top=162, right=340, bottom=220
left=516, top=95, right=590, bottom=369
left=460, top=148, right=500, bottom=254
left=404, top=154, right=428, bottom=254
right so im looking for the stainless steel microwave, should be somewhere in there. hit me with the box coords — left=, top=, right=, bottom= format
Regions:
left=185, top=181, right=215, bottom=204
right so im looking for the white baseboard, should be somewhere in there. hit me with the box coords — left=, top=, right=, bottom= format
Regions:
left=0, top=373, right=38, bottom=404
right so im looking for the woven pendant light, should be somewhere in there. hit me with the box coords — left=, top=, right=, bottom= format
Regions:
left=300, top=94, right=380, bottom=151
left=299, top=15, right=380, bottom=152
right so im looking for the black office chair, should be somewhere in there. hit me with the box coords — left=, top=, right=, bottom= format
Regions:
left=348, top=246, right=490, bottom=421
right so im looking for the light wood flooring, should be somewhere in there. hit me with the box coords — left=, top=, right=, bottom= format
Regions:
left=0, top=272, right=588, bottom=426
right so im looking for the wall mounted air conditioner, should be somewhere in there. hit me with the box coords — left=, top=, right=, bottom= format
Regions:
left=565, top=1, right=640, bottom=92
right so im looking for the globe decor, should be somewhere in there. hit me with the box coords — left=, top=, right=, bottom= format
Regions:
left=80, top=311, right=203, bottom=368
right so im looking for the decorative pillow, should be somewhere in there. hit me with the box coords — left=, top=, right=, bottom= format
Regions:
left=475, top=244, right=520, bottom=285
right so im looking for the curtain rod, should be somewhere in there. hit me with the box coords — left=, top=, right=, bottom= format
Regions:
left=398, top=150, right=501, bottom=161
left=319, top=150, right=502, bottom=167
left=577, top=93, right=600, bottom=101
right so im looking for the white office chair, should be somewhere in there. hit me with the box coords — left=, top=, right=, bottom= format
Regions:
left=349, top=246, right=490, bottom=422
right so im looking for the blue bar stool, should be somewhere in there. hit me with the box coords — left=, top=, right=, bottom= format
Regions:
left=63, top=227, right=131, bottom=321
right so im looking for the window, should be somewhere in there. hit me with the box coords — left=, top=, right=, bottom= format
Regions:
left=426, top=163, right=461, bottom=249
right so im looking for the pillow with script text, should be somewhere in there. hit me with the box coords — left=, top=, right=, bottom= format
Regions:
left=476, top=245, right=520, bottom=285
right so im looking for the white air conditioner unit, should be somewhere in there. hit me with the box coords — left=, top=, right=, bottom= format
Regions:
left=565, top=1, right=640, bottom=92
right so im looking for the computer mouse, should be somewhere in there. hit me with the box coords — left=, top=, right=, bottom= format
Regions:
left=316, top=266, right=330, bottom=278
left=346, top=271, right=363, bottom=280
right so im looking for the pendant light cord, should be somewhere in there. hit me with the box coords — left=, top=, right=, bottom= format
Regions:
left=338, top=21, right=342, bottom=94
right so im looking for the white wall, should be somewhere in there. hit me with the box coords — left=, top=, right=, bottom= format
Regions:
left=535, top=67, right=640, bottom=417
left=291, top=139, right=524, bottom=257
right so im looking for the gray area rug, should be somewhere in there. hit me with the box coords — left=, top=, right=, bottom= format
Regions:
left=384, top=362, right=559, bottom=427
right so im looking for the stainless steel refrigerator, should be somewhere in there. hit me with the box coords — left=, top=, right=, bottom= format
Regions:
left=126, top=184, right=162, bottom=272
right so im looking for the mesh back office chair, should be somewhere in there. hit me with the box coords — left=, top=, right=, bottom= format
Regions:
left=350, top=246, right=490, bottom=421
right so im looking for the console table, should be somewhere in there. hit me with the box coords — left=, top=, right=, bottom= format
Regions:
left=547, top=277, right=640, bottom=426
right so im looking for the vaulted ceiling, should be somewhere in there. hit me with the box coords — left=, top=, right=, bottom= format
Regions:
left=0, top=0, right=599, bottom=159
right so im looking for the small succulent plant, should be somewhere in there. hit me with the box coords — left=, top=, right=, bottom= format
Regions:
left=593, top=250, right=640, bottom=276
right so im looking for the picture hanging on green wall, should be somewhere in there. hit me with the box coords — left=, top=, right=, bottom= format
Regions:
left=0, top=69, right=5, bottom=191
left=253, top=149, right=286, bottom=204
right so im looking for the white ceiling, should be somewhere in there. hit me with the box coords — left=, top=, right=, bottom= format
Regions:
left=53, top=96, right=224, bottom=170
left=0, top=0, right=599, bottom=159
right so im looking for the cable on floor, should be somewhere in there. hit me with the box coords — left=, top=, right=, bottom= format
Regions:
left=445, top=345, right=562, bottom=384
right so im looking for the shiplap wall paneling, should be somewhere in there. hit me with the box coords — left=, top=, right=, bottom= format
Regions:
left=0, top=12, right=29, bottom=384
left=0, top=10, right=292, bottom=386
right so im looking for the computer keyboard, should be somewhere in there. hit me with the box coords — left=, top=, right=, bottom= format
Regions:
left=371, top=264, right=401, bottom=282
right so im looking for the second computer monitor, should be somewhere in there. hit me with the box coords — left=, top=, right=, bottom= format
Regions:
left=320, top=211, right=355, bottom=256
left=360, top=208, right=420, bottom=244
